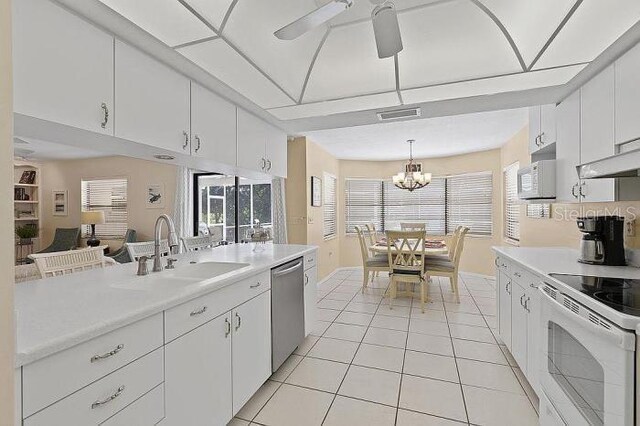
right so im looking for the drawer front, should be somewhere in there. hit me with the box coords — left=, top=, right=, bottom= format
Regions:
left=304, top=252, right=317, bottom=271
left=23, top=313, right=163, bottom=417
left=101, top=383, right=164, bottom=426
left=165, top=271, right=270, bottom=342
left=495, top=256, right=512, bottom=277
left=511, top=263, right=527, bottom=283
left=24, top=348, right=163, bottom=426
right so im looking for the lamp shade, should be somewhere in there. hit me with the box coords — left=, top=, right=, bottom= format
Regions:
left=81, top=211, right=105, bottom=225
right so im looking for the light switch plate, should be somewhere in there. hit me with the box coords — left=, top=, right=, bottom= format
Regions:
left=625, top=219, right=636, bottom=237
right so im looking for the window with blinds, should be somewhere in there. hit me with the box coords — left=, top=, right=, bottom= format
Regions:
left=81, top=178, right=128, bottom=238
left=504, top=162, right=520, bottom=242
left=344, top=179, right=383, bottom=234
left=383, top=178, right=446, bottom=235
left=323, top=173, right=337, bottom=239
left=446, top=172, right=493, bottom=236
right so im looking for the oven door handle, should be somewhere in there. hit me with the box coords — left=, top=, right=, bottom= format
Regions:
left=538, top=286, right=635, bottom=351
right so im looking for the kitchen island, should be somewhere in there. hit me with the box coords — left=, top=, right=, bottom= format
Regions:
left=15, top=243, right=317, bottom=426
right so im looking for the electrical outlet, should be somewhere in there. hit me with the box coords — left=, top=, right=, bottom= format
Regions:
left=625, top=219, right=636, bottom=237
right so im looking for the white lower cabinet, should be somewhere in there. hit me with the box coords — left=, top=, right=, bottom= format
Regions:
left=510, top=280, right=528, bottom=371
left=497, top=269, right=512, bottom=348
left=165, top=313, right=233, bottom=425
left=304, top=265, right=318, bottom=337
left=101, top=384, right=165, bottom=426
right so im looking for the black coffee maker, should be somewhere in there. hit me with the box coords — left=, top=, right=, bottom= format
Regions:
left=577, top=216, right=626, bottom=266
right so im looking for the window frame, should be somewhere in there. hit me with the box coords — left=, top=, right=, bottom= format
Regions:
left=323, top=172, right=338, bottom=240
left=503, top=161, right=520, bottom=244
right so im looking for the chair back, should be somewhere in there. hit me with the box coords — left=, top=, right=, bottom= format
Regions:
left=451, top=227, right=470, bottom=268
left=125, top=240, right=170, bottom=261
left=447, top=226, right=463, bottom=261
left=47, top=228, right=81, bottom=252
left=30, top=246, right=111, bottom=278
left=355, top=226, right=375, bottom=263
left=182, top=235, right=216, bottom=252
left=386, top=230, right=427, bottom=276
left=209, top=226, right=224, bottom=242
left=400, top=223, right=426, bottom=231
left=364, top=223, right=378, bottom=246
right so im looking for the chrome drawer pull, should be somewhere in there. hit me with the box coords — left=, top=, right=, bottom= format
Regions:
left=190, top=306, right=208, bottom=317
left=100, top=103, right=109, bottom=129
left=514, top=272, right=522, bottom=278
left=91, top=385, right=125, bottom=409
left=250, top=282, right=261, bottom=289
left=90, top=344, right=124, bottom=363
left=225, top=317, right=231, bottom=337
left=235, top=312, right=241, bottom=331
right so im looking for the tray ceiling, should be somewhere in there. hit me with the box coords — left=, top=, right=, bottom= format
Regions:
left=99, top=0, right=640, bottom=120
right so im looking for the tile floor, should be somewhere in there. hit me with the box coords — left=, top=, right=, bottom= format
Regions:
left=230, top=268, right=539, bottom=426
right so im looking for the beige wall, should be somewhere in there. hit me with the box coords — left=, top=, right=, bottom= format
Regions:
left=0, top=0, right=15, bottom=423
left=285, top=138, right=307, bottom=245
left=40, top=156, right=177, bottom=250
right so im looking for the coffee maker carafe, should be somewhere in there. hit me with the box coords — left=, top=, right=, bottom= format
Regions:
left=577, top=216, right=626, bottom=266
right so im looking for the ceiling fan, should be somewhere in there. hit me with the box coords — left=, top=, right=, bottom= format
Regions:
left=274, top=0, right=403, bottom=59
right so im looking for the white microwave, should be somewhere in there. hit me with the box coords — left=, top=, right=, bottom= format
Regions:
left=518, top=160, right=556, bottom=200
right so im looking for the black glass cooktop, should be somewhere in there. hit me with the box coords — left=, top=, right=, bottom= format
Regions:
left=549, top=273, right=640, bottom=316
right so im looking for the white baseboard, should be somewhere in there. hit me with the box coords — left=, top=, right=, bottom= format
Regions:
left=322, top=267, right=495, bottom=284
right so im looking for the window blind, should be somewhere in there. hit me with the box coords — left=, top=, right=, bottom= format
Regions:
left=446, top=172, right=493, bottom=236
left=344, top=179, right=383, bottom=234
left=81, top=178, right=128, bottom=238
left=383, top=178, right=446, bottom=235
left=504, top=162, right=520, bottom=241
left=323, top=173, right=337, bottom=239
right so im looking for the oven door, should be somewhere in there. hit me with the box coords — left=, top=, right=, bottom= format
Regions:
left=538, top=285, right=635, bottom=426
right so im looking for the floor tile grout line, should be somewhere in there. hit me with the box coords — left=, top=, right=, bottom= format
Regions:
left=444, top=293, right=472, bottom=425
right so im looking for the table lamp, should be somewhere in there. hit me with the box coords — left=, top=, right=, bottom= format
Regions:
left=81, top=211, right=105, bottom=247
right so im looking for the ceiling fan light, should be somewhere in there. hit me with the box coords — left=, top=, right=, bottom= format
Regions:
left=372, top=3, right=403, bottom=59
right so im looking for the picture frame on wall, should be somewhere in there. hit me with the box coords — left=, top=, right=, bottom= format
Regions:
left=146, top=183, right=165, bottom=209
left=311, top=176, right=322, bottom=207
left=52, top=190, right=68, bottom=216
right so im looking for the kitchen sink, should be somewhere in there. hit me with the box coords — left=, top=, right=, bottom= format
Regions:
left=168, top=261, right=251, bottom=281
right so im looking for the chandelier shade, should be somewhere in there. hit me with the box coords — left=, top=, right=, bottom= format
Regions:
left=392, top=140, right=431, bottom=191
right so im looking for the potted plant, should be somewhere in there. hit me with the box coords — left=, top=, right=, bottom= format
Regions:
left=16, top=225, right=37, bottom=245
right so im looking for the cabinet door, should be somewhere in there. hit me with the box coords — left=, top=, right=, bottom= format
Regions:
left=232, top=291, right=272, bottom=415
left=115, top=41, right=190, bottom=153
left=498, top=271, right=512, bottom=349
left=191, top=82, right=237, bottom=165
left=555, top=90, right=581, bottom=202
left=265, top=124, right=288, bottom=177
left=304, top=266, right=318, bottom=337
left=615, top=42, right=640, bottom=145
left=510, top=281, right=528, bottom=373
left=581, top=66, right=615, bottom=202
left=528, top=106, right=541, bottom=154
left=13, top=0, right=114, bottom=134
left=165, top=313, right=233, bottom=426
left=540, top=103, right=557, bottom=146
left=525, top=282, right=541, bottom=395
left=237, top=109, right=267, bottom=174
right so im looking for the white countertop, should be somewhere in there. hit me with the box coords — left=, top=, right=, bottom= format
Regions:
left=493, top=246, right=640, bottom=330
left=15, top=243, right=316, bottom=368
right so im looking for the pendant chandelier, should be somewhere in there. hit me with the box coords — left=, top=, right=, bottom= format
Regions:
left=392, top=140, right=431, bottom=191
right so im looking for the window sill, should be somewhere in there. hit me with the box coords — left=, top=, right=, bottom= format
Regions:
left=324, top=235, right=338, bottom=242
left=503, top=238, right=520, bottom=247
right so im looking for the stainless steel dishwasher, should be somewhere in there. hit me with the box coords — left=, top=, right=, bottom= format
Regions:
left=271, top=257, right=305, bottom=372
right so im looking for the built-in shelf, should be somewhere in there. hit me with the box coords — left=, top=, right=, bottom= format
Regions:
left=15, top=217, right=39, bottom=221
left=14, top=183, right=38, bottom=188
left=14, top=200, right=38, bottom=204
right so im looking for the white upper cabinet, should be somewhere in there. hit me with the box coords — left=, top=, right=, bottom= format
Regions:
left=580, top=65, right=615, bottom=202
left=13, top=0, right=114, bottom=134
left=528, top=104, right=556, bottom=154
left=615, top=43, right=640, bottom=145
left=115, top=40, right=190, bottom=154
left=555, top=90, right=581, bottom=202
left=528, top=107, right=542, bottom=154
left=266, top=124, right=288, bottom=178
left=190, top=82, right=237, bottom=166
left=237, top=109, right=288, bottom=177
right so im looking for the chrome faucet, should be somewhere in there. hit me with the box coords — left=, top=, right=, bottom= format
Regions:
left=153, top=214, right=179, bottom=272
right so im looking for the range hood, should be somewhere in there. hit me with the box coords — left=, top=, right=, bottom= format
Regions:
left=577, top=147, right=640, bottom=179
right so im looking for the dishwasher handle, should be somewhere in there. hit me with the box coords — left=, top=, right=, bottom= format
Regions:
left=273, top=261, right=303, bottom=277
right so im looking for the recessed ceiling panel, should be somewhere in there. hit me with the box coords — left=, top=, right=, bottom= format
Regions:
left=178, top=39, right=295, bottom=109
left=303, top=20, right=396, bottom=102
left=98, top=0, right=214, bottom=46
left=223, top=0, right=327, bottom=98
left=478, top=0, right=575, bottom=66
left=326, top=0, right=441, bottom=27
left=182, top=0, right=235, bottom=30
left=534, top=0, right=640, bottom=69
left=401, top=64, right=585, bottom=104
left=398, top=0, right=521, bottom=89
left=267, top=92, right=400, bottom=120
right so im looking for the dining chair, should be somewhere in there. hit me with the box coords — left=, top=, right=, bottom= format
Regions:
left=125, top=240, right=170, bottom=262
left=182, top=235, right=217, bottom=252
left=424, top=227, right=470, bottom=303
left=355, top=226, right=389, bottom=293
left=400, top=222, right=426, bottom=231
left=365, top=223, right=379, bottom=245
left=29, top=246, right=116, bottom=279
left=422, top=225, right=463, bottom=263
left=386, top=230, right=428, bottom=312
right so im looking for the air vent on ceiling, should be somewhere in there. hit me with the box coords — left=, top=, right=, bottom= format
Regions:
left=377, top=107, right=421, bottom=121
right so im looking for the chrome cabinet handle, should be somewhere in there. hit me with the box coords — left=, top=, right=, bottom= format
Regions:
left=494, top=258, right=500, bottom=267
left=250, top=282, right=261, bottom=289
left=225, top=317, right=231, bottom=337
left=182, top=131, right=189, bottom=150
left=520, top=294, right=526, bottom=308
left=101, top=103, right=109, bottom=129
left=539, top=132, right=545, bottom=145
left=190, top=306, right=207, bottom=317
left=530, top=283, right=540, bottom=289
left=505, top=281, right=511, bottom=295
left=194, top=135, right=201, bottom=153
left=571, top=183, right=579, bottom=199
left=261, top=158, right=267, bottom=170
left=305, top=274, right=309, bottom=286
left=514, top=272, right=522, bottom=278
left=91, top=385, right=124, bottom=409
left=266, top=159, right=272, bottom=171
left=524, top=297, right=531, bottom=313
left=579, top=182, right=586, bottom=198
left=534, top=135, right=540, bottom=147
left=90, top=344, right=124, bottom=363
left=235, top=312, right=241, bottom=331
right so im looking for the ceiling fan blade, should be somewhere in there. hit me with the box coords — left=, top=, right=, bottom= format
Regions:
left=274, top=0, right=353, bottom=40
left=372, top=2, right=403, bottom=59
